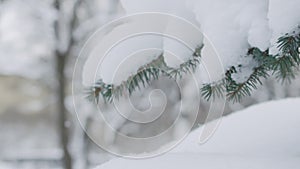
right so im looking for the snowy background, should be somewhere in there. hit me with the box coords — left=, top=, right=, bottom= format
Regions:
left=0, top=0, right=300, bottom=169
left=97, top=98, right=300, bottom=169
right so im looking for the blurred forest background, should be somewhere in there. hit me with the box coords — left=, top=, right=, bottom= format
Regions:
left=0, top=0, right=300, bottom=169
left=0, top=0, right=122, bottom=168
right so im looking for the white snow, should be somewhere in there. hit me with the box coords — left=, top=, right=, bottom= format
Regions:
left=82, top=13, right=203, bottom=86
left=162, top=17, right=203, bottom=68
left=82, top=20, right=164, bottom=86
left=120, top=0, right=202, bottom=68
left=98, top=35, right=163, bottom=85
left=231, top=55, right=258, bottom=83
left=190, top=0, right=270, bottom=72
left=93, top=0, right=299, bottom=85
left=95, top=98, right=300, bottom=169
left=82, top=0, right=203, bottom=85
left=120, top=0, right=196, bottom=23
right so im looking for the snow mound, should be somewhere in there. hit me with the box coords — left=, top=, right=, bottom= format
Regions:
left=95, top=98, right=300, bottom=169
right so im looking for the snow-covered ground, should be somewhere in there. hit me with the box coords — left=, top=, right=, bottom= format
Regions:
left=95, top=98, right=300, bottom=169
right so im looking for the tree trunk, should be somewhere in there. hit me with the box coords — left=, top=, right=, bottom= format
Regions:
left=56, top=54, right=72, bottom=169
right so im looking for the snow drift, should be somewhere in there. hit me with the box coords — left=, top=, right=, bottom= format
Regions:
left=95, top=98, right=300, bottom=169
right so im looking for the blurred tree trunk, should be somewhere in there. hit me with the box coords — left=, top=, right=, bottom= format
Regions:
left=56, top=53, right=72, bottom=169
left=52, top=0, right=120, bottom=168
left=54, top=0, right=83, bottom=168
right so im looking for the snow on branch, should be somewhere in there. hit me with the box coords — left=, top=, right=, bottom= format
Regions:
left=86, top=45, right=203, bottom=103
left=202, top=27, right=300, bottom=102
left=85, top=0, right=300, bottom=104
left=87, top=27, right=300, bottom=104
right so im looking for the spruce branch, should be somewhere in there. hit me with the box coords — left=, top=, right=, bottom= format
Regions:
left=201, top=27, right=300, bottom=102
left=166, top=44, right=203, bottom=79
left=277, top=33, right=300, bottom=64
left=87, top=45, right=203, bottom=103
left=273, top=32, right=300, bottom=82
left=201, top=80, right=225, bottom=101
left=87, top=26, right=300, bottom=104
left=271, top=55, right=297, bottom=83
left=87, top=54, right=165, bottom=103
left=226, top=66, right=269, bottom=103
